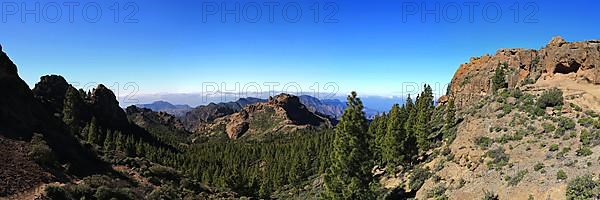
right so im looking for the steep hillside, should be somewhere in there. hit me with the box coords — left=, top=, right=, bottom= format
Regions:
left=410, top=37, right=600, bottom=199
left=126, top=106, right=191, bottom=146
left=0, top=45, right=109, bottom=197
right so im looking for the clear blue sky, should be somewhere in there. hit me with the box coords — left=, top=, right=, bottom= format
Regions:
left=2, top=0, right=599, bottom=98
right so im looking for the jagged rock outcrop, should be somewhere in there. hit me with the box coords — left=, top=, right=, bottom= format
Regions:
left=181, top=97, right=267, bottom=132
left=126, top=106, right=187, bottom=132
left=197, top=94, right=332, bottom=139
left=449, top=36, right=600, bottom=108
left=91, top=84, right=129, bottom=129
left=32, top=75, right=71, bottom=115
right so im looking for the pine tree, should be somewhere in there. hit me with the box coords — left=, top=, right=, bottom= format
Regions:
left=382, top=104, right=405, bottom=168
left=368, top=115, right=383, bottom=163
left=492, top=62, right=508, bottom=93
left=63, top=87, right=83, bottom=134
left=444, top=98, right=456, bottom=129
left=375, top=113, right=388, bottom=163
left=443, top=98, right=457, bottom=142
left=87, top=117, right=99, bottom=145
left=415, top=85, right=434, bottom=153
left=323, top=92, right=373, bottom=200
left=103, top=130, right=114, bottom=151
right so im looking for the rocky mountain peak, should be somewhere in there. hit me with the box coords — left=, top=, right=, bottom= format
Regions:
left=91, top=84, right=128, bottom=129
left=0, top=45, right=18, bottom=76
left=32, top=75, right=71, bottom=114
left=547, top=35, right=567, bottom=47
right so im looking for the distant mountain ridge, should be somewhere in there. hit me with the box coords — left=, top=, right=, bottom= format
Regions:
left=193, top=94, right=332, bottom=139
left=136, top=101, right=192, bottom=117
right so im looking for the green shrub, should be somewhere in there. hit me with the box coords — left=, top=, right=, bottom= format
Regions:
left=537, top=88, right=564, bottom=108
left=65, top=184, right=93, bottom=199
left=585, top=110, right=599, bottom=118
left=486, top=147, right=509, bottom=170
left=578, top=118, right=594, bottom=127
left=558, top=117, right=576, bottom=130
left=149, top=165, right=180, bottom=181
left=542, top=123, right=556, bottom=133
left=426, top=184, right=447, bottom=199
left=533, top=162, right=545, bottom=171
left=576, top=147, right=593, bottom=157
left=474, top=136, right=493, bottom=149
left=570, top=103, right=583, bottom=112
left=566, top=175, right=600, bottom=200
left=45, top=185, right=70, bottom=199
left=94, top=186, right=134, bottom=200
left=29, top=134, right=57, bottom=168
left=482, top=190, right=499, bottom=200
left=549, top=144, right=559, bottom=151
left=557, top=170, right=568, bottom=181
left=409, top=167, right=432, bottom=191
left=507, top=170, right=528, bottom=186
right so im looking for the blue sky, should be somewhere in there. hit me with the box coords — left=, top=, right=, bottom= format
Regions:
left=2, top=0, right=599, bottom=101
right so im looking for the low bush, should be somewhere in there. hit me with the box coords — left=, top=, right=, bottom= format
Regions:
left=409, top=167, right=432, bottom=191
left=542, top=123, right=556, bottom=133
left=533, top=162, right=545, bottom=171
left=474, top=136, right=493, bottom=149
left=537, top=88, right=563, bottom=108
left=45, top=185, right=70, bottom=199
left=576, top=147, right=593, bottom=157
left=482, top=190, right=499, bottom=200
left=566, top=175, right=600, bottom=200
left=507, top=170, right=528, bottom=186
left=486, top=147, right=509, bottom=170
left=557, top=170, right=568, bottom=181
left=549, top=144, right=559, bottom=152
left=558, top=117, right=576, bottom=130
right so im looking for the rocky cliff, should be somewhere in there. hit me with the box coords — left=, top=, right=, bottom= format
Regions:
left=448, top=36, right=600, bottom=109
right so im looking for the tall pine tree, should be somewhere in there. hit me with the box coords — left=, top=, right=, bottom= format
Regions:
left=415, top=85, right=434, bottom=153
left=382, top=104, right=405, bottom=169
left=87, top=117, right=99, bottom=145
left=63, top=87, right=83, bottom=135
left=323, top=92, right=373, bottom=200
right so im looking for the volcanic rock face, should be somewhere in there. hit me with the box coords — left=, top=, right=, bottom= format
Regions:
left=449, top=36, right=600, bottom=109
left=198, top=94, right=331, bottom=139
